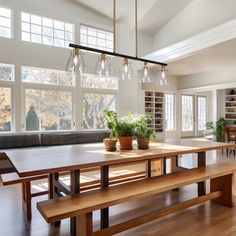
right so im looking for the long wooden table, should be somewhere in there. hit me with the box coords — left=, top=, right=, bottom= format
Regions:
left=4, top=139, right=236, bottom=235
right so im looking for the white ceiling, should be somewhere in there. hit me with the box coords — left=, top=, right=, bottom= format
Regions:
left=71, top=0, right=194, bottom=35
left=168, top=38, right=236, bottom=76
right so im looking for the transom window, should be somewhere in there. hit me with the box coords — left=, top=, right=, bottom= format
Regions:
left=164, top=93, right=175, bottom=131
left=22, top=66, right=75, bottom=86
left=21, top=12, right=74, bottom=48
left=80, top=24, right=113, bottom=52
left=0, top=6, right=12, bottom=38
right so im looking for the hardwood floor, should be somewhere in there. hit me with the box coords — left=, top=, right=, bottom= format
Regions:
left=1, top=150, right=236, bottom=236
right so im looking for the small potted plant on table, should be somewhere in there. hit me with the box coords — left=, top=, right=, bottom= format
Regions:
left=103, top=109, right=118, bottom=151
left=135, top=114, right=156, bottom=149
left=116, top=114, right=135, bottom=150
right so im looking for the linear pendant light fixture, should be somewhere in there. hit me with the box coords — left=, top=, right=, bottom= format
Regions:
left=67, top=0, right=167, bottom=80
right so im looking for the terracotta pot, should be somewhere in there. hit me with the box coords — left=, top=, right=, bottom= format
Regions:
left=137, top=138, right=150, bottom=149
left=119, top=136, right=133, bottom=150
left=103, top=139, right=117, bottom=151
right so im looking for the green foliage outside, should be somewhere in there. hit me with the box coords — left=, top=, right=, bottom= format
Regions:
left=26, top=106, right=39, bottom=131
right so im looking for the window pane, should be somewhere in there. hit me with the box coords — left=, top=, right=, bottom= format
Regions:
left=0, top=7, right=11, bottom=17
left=25, top=89, right=40, bottom=131
left=22, top=12, right=30, bottom=22
left=0, top=87, right=11, bottom=132
left=181, top=95, right=193, bottom=131
left=82, top=93, right=116, bottom=129
left=22, top=32, right=30, bottom=41
left=198, top=96, right=207, bottom=130
left=22, top=66, right=75, bottom=86
left=0, top=7, right=11, bottom=38
left=0, top=64, right=14, bottom=81
left=31, top=14, right=41, bottom=25
left=165, top=93, right=175, bottom=131
left=80, top=24, right=113, bottom=52
left=21, top=12, right=74, bottom=48
left=81, top=74, right=118, bottom=90
left=31, top=24, right=42, bottom=34
left=0, top=27, right=11, bottom=38
left=58, top=91, right=72, bottom=130
left=22, top=22, right=30, bottom=32
left=42, top=17, right=53, bottom=27
left=25, top=89, right=73, bottom=131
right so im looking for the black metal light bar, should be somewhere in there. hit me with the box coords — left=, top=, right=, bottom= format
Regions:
left=69, top=43, right=167, bottom=67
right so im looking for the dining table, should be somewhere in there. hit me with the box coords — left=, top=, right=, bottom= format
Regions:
left=4, top=138, right=236, bottom=234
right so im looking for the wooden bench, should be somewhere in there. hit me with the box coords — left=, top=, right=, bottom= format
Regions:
left=37, top=162, right=236, bottom=236
left=1, top=172, right=49, bottom=220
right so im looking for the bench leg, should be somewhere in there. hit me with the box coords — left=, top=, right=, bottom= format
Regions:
left=22, top=181, right=32, bottom=220
left=76, top=212, right=93, bottom=236
left=210, top=173, right=234, bottom=207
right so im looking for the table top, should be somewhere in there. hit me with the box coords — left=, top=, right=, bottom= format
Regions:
left=5, top=139, right=236, bottom=177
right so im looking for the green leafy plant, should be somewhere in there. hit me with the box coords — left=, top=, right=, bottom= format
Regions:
left=116, top=119, right=135, bottom=137
left=215, top=117, right=227, bottom=142
left=103, top=109, right=118, bottom=139
left=134, top=114, right=155, bottom=139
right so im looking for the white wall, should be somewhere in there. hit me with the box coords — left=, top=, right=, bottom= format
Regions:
left=153, top=0, right=236, bottom=51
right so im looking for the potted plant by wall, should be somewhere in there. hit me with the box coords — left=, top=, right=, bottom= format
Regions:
left=135, top=115, right=156, bottom=149
left=116, top=114, right=135, bottom=150
left=103, top=109, right=118, bottom=151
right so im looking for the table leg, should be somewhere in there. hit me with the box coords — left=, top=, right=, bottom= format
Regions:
left=70, top=170, right=81, bottom=236
left=145, top=160, right=152, bottom=178
left=101, top=165, right=109, bottom=229
left=198, top=152, right=206, bottom=196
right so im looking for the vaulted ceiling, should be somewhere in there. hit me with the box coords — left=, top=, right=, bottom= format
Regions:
left=72, top=0, right=194, bottom=35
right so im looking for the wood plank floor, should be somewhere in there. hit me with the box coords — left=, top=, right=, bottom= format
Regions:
left=1, top=149, right=236, bottom=236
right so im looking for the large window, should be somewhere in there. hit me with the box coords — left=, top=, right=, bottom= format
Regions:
left=80, top=24, right=113, bottom=52
left=164, top=93, right=175, bottom=131
left=22, top=66, right=74, bottom=131
left=0, top=6, right=12, bottom=38
left=0, top=64, right=14, bottom=132
left=21, top=12, right=74, bottom=48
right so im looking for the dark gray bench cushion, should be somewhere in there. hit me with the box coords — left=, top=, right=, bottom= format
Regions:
left=78, top=131, right=109, bottom=144
left=41, top=132, right=80, bottom=146
left=41, top=131, right=109, bottom=146
left=0, top=134, right=40, bottom=149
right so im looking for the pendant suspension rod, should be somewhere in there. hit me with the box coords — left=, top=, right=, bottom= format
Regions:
left=113, top=0, right=116, bottom=54
left=69, top=44, right=167, bottom=66
left=135, top=0, right=138, bottom=58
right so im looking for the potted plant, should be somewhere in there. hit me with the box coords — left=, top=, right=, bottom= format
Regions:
left=103, top=109, right=118, bottom=151
left=134, top=115, right=156, bottom=149
left=116, top=114, right=135, bottom=150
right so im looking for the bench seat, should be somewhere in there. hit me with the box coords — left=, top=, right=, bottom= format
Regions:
left=37, top=162, right=236, bottom=235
